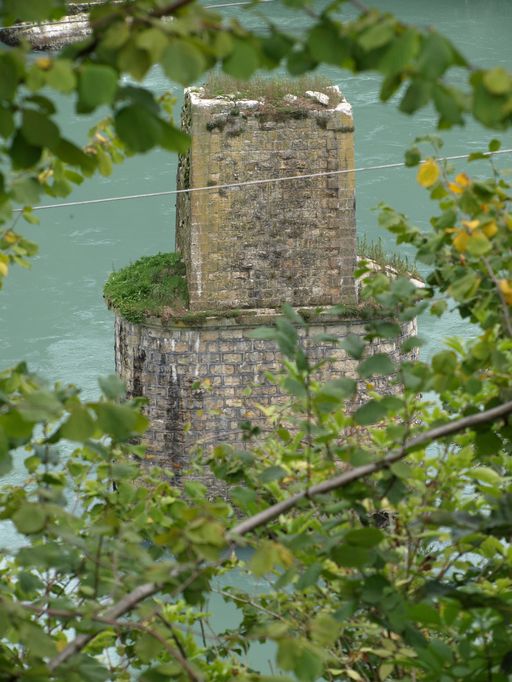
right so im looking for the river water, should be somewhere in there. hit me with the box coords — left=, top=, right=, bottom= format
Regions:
left=0, top=0, right=511, bottom=560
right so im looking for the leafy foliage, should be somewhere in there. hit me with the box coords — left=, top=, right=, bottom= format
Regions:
left=104, top=252, right=188, bottom=322
left=0, top=1, right=512, bottom=681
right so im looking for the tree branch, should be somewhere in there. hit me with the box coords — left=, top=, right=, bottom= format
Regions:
left=229, top=400, right=512, bottom=536
left=47, top=399, right=512, bottom=672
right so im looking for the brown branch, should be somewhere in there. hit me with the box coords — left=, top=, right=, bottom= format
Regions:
left=46, top=399, right=512, bottom=672
left=230, top=399, right=512, bottom=536
left=47, top=581, right=158, bottom=670
left=482, top=256, right=512, bottom=337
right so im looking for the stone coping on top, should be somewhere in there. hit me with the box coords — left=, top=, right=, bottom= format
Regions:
left=121, top=305, right=387, bottom=331
left=187, top=85, right=353, bottom=118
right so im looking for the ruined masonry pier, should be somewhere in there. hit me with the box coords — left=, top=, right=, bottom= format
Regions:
left=113, top=85, right=417, bottom=479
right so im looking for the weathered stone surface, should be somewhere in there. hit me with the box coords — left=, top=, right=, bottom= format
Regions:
left=0, top=2, right=112, bottom=50
left=176, top=87, right=356, bottom=311
left=115, top=310, right=418, bottom=484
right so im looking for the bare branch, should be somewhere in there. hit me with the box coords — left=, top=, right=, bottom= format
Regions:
left=46, top=399, right=512, bottom=673
left=230, top=400, right=512, bottom=536
left=482, top=256, right=512, bottom=337
left=47, top=581, right=158, bottom=671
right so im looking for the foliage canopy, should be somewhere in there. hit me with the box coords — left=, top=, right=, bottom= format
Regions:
left=0, top=1, right=512, bottom=681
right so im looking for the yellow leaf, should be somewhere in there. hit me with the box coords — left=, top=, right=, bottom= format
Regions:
left=505, top=214, right=512, bottom=231
left=448, top=182, right=463, bottom=194
left=455, top=172, right=470, bottom=187
left=417, top=158, right=440, bottom=188
left=453, top=230, right=469, bottom=252
left=0, top=260, right=8, bottom=277
left=498, top=279, right=512, bottom=305
left=462, top=219, right=480, bottom=231
left=482, top=220, right=498, bottom=237
left=3, top=231, right=17, bottom=245
left=36, top=56, right=52, bottom=70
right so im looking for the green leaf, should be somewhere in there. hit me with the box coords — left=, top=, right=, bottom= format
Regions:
left=22, top=109, right=60, bottom=150
left=417, top=32, right=454, bottom=79
left=223, top=39, right=259, bottom=80
left=11, top=177, right=41, bottom=206
left=354, top=400, right=388, bottom=425
left=400, top=79, right=432, bottom=114
left=483, top=67, right=511, bottom=95
left=161, top=40, right=206, bottom=85
left=404, top=145, right=421, bottom=167
left=114, top=105, right=162, bottom=152
left=98, top=374, right=126, bottom=400
left=12, top=504, right=46, bottom=534
left=159, top=122, right=190, bottom=154
left=471, top=466, right=501, bottom=486
left=287, top=48, right=317, bottom=76
left=3, top=0, right=62, bottom=22
left=277, top=639, right=323, bottom=682
left=344, top=527, right=384, bottom=548
left=358, top=353, right=395, bottom=378
left=331, top=544, right=372, bottom=568
left=310, top=612, right=339, bottom=646
left=433, top=83, right=464, bottom=127
left=136, top=28, right=169, bottom=61
left=249, top=326, right=276, bottom=340
left=307, top=22, right=348, bottom=65
left=359, top=20, right=394, bottom=52
left=46, top=59, right=76, bottom=93
left=319, top=377, right=357, bottom=400
left=9, top=131, right=42, bottom=169
left=54, top=139, right=96, bottom=173
left=93, top=402, right=148, bottom=441
left=0, top=105, right=14, bottom=138
left=466, top=231, right=491, bottom=255
left=61, top=406, right=95, bottom=442
left=135, top=633, right=163, bottom=663
left=379, top=28, right=420, bottom=76
left=390, top=461, right=412, bottom=479
left=18, top=390, right=63, bottom=422
left=78, top=64, right=118, bottom=112
left=0, top=54, right=18, bottom=101
left=341, top=334, right=366, bottom=359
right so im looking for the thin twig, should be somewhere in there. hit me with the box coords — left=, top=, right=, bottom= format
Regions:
left=230, top=400, right=512, bottom=536
left=46, top=400, right=512, bottom=671
left=482, top=256, right=512, bottom=337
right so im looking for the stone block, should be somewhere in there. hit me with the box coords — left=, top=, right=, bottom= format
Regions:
left=176, top=87, right=356, bottom=311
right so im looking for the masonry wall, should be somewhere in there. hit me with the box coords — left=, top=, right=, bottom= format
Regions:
left=176, top=88, right=356, bottom=311
left=115, top=311, right=417, bottom=482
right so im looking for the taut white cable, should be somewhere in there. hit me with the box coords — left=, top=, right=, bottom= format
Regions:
left=12, top=148, right=512, bottom=213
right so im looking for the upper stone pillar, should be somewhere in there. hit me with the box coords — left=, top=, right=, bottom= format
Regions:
left=176, top=84, right=356, bottom=311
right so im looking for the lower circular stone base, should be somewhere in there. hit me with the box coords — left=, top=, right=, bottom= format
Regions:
left=114, top=309, right=417, bottom=485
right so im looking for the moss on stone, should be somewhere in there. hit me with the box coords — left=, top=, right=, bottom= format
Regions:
left=202, top=74, right=341, bottom=103
left=104, top=253, right=189, bottom=323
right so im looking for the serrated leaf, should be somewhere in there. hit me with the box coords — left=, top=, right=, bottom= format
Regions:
left=114, top=105, right=162, bottom=152
left=22, top=109, right=60, bottom=150
left=417, top=158, right=440, bottom=188
left=78, top=64, right=118, bottom=112
left=161, top=40, right=206, bottom=85
left=223, top=39, right=259, bottom=80
left=483, top=67, right=511, bottom=95
left=345, top=527, right=384, bottom=548
left=60, top=406, right=95, bottom=442
left=340, top=334, right=366, bottom=359
left=354, top=400, right=388, bottom=426
left=358, top=353, right=395, bottom=378
left=12, top=504, right=46, bottom=534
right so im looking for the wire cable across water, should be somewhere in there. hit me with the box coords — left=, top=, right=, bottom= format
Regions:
left=13, top=148, right=512, bottom=213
